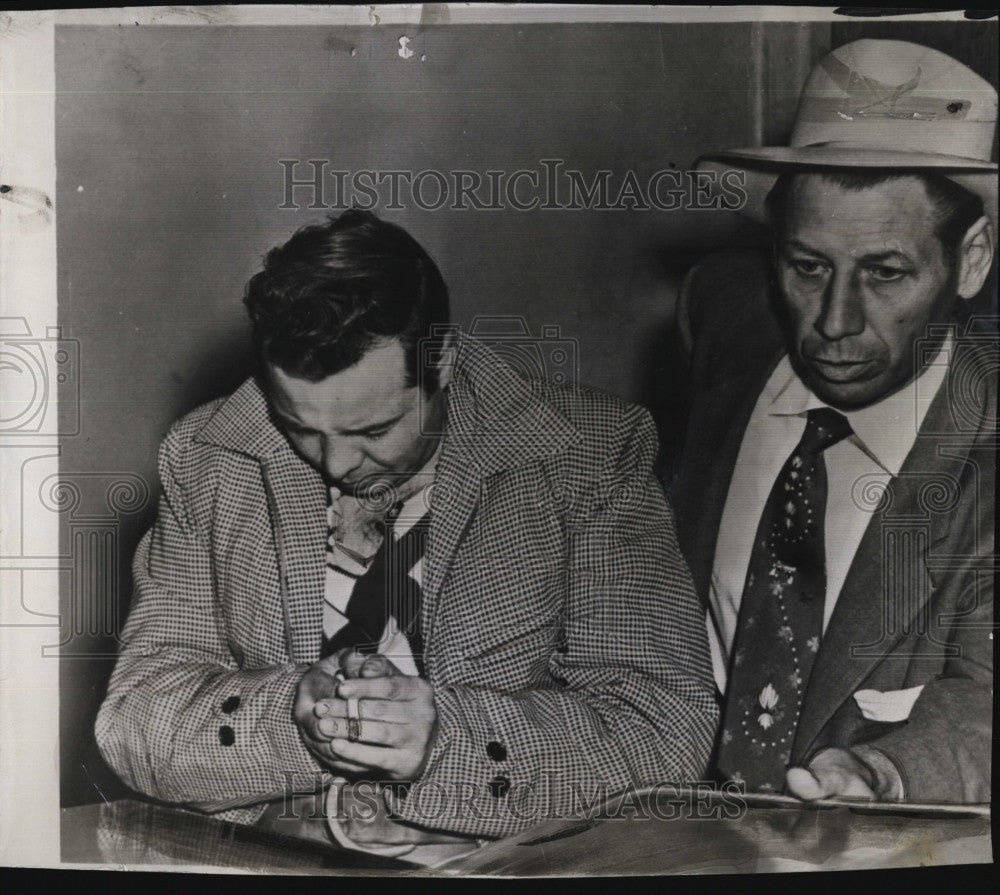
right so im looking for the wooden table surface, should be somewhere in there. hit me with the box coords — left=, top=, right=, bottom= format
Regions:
left=60, top=793, right=991, bottom=875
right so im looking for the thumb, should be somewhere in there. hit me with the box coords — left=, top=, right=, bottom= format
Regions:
left=337, top=649, right=368, bottom=679
left=360, top=654, right=403, bottom=678
left=785, top=766, right=830, bottom=801
left=314, top=652, right=345, bottom=675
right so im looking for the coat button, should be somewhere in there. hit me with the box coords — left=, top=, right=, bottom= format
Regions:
left=486, top=741, right=507, bottom=762
left=221, top=696, right=240, bottom=714
left=219, top=726, right=236, bottom=746
left=488, top=775, right=511, bottom=798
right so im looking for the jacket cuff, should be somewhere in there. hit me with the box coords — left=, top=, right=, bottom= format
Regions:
left=850, top=745, right=905, bottom=801
left=183, top=663, right=320, bottom=810
left=381, top=685, right=462, bottom=817
left=381, top=685, right=526, bottom=837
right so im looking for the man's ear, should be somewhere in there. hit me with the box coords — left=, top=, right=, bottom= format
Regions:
left=956, top=215, right=995, bottom=300
left=433, top=329, right=456, bottom=390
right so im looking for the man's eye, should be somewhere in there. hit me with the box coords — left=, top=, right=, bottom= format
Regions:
left=366, top=429, right=390, bottom=441
left=790, top=259, right=827, bottom=278
left=865, top=265, right=907, bottom=282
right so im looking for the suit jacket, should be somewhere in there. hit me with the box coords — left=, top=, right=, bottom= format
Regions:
left=96, top=333, right=719, bottom=837
left=672, top=252, right=994, bottom=803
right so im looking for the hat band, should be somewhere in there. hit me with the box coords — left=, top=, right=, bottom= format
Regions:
left=797, top=94, right=973, bottom=122
left=791, top=113, right=996, bottom=164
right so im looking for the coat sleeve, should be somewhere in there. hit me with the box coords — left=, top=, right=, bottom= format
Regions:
left=384, top=405, right=720, bottom=838
left=95, top=423, right=320, bottom=812
left=852, top=481, right=994, bottom=804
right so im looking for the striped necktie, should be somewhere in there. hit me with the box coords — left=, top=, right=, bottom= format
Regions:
left=320, top=509, right=430, bottom=674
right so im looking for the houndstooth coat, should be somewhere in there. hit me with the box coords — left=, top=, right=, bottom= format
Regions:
left=96, top=333, right=719, bottom=837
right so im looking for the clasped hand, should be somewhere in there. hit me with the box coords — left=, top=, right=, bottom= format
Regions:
left=294, top=650, right=438, bottom=781
left=785, top=748, right=878, bottom=801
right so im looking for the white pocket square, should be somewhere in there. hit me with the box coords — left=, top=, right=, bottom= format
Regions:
left=853, top=686, right=924, bottom=722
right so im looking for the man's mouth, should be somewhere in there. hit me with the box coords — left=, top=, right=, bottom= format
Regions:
left=327, top=477, right=362, bottom=496
left=805, top=356, right=876, bottom=383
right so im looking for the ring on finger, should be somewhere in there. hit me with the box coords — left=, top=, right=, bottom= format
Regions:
left=347, top=717, right=362, bottom=742
left=346, top=696, right=363, bottom=741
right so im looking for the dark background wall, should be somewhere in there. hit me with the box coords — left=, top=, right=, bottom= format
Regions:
left=56, top=19, right=997, bottom=806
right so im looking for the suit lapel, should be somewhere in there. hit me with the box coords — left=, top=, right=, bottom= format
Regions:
left=195, top=375, right=328, bottom=665
left=422, top=334, right=579, bottom=650
left=676, top=359, right=781, bottom=604
left=260, top=445, right=327, bottom=665
left=421, top=441, right=483, bottom=648
left=792, top=345, right=984, bottom=760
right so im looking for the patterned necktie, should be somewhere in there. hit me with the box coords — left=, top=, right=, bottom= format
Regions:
left=716, top=407, right=853, bottom=792
left=320, top=509, right=431, bottom=675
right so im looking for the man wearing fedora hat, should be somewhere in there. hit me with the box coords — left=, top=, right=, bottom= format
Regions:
left=674, top=39, right=996, bottom=803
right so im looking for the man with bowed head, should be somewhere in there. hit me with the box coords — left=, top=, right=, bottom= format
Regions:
left=97, top=208, right=719, bottom=848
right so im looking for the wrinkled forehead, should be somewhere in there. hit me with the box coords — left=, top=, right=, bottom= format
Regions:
left=781, top=174, right=941, bottom=252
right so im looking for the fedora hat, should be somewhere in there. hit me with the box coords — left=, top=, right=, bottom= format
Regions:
left=696, top=40, right=998, bottom=231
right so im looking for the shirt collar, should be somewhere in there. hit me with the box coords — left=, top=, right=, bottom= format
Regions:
left=766, top=334, right=953, bottom=476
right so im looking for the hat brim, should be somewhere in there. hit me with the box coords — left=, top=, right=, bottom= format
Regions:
left=703, top=145, right=998, bottom=172
left=696, top=152, right=998, bottom=242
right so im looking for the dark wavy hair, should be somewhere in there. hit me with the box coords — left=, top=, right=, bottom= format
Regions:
left=765, top=168, right=985, bottom=268
left=243, top=209, right=450, bottom=392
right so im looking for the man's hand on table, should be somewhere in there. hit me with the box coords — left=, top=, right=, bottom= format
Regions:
left=785, top=748, right=878, bottom=801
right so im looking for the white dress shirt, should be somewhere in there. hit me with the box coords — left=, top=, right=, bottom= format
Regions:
left=707, top=336, right=953, bottom=694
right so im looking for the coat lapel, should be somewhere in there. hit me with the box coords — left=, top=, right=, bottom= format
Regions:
left=260, top=446, right=327, bottom=665
left=195, top=375, right=327, bottom=665
left=675, top=359, right=781, bottom=604
left=420, top=439, right=483, bottom=648
left=792, top=341, right=989, bottom=760
left=422, top=334, right=579, bottom=647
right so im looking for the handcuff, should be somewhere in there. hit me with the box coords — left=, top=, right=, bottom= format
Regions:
left=324, top=778, right=416, bottom=857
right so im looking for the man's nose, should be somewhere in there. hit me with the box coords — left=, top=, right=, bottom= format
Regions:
left=320, top=436, right=363, bottom=482
left=815, top=271, right=865, bottom=340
